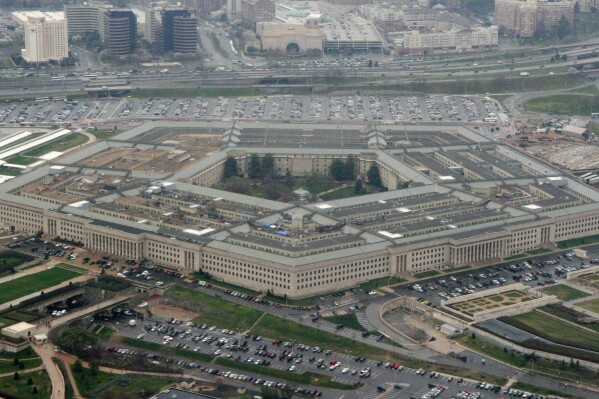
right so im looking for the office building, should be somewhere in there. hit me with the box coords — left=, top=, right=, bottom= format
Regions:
left=400, top=26, right=499, bottom=54
left=3, top=122, right=599, bottom=299
left=149, top=8, right=197, bottom=53
left=240, top=0, right=275, bottom=27
left=65, top=3, right=137, bottom=56
left=103, top=10, right=137, bottom=55
left=227, top=0, right=242, bottom=20
left=12, top=11, right=69, bottom=63
left=494, top=0, right=574, bottom=38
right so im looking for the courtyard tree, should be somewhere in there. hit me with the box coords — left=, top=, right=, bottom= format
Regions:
left=223, top=156, right=239, bottom=180
left=330, top=159, right=347, bottom=181
left=262, top=153, right=276, bottom=178
left=249, top=154, right=262, bottom=179
left=367, top=164, right=383, bottom=189
left=345, top=155, right=356, bottom=180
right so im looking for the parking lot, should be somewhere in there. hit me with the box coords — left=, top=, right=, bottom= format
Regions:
left=108, top=315, right=507, bottom=399
left=394, top=246, right=599, bottom=309
left=0, top=95, right=497, bottom=127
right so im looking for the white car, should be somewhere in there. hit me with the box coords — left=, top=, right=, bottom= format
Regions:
left=341, top=367, right=349, bottom=374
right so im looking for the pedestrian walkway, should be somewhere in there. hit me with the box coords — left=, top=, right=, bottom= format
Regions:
left=32, top=343, right=65, bottom=399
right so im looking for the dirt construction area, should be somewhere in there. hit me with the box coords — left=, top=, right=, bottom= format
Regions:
left=448, top=290, right=533, bottom=316
left=149, top=303, right=199, bottom=322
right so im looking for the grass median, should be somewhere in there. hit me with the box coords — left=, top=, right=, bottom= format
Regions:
left=165, top=285, right=263, bottom=331
left=502, top=311, right=599, bottom=352
left=323, top=313, right=367, bottom=332
left=215, top=357, right=358, bottom=390
left=120, top=336, right=215, bottom=363
left=539, top=284, right=590, bottom=301
left=0, top=268, right=81, bottom=305
left=456, top=335, right=598, bottom=385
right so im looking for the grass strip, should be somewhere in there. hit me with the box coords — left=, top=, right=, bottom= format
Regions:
left=0, top=268, right=80, bottom=304
left=166, top=285, right=263, bottom=331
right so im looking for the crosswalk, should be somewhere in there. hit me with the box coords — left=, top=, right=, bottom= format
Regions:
left=356, top=312, right=376, bottom=331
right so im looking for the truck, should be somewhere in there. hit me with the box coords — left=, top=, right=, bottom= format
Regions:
left=519, top=72, right=530, bottom=77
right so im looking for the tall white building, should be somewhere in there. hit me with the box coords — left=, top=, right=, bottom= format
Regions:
left=12, top=11, right=68, bottom=63
left=227, top=0, right=242, bottom=20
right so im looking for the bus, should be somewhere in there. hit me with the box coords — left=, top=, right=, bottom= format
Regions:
left=51, top=76, right=63, bottom=81
left=117, top=72, right=130, bottom=78
left=34, top=97, right=49, bottom=103
left=592, top=113, right=599, bottom=118
left=84, top=73, right=98, bottom=80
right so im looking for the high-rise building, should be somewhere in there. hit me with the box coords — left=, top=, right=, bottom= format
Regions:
left=227, top=0, right=242, bottom=20
left=64, top=2, right=107, bottom=37
left=147, top=7, right=197, bottom=53
left=240, top=0, right=275, bottom=27
left=494, top=0, right=573, bottom=38
left=12, top=11, right=69, bottom=63
left=64, top=3, right=137, bottom=56
left=103, top=10, right=137, bottom=55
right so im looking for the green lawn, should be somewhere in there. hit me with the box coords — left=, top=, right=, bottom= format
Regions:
left=557, top=234, right=599, bottom=248
left=540, top=284, right=590, bottom=301
left=0, top=252, right=34, bottom=271
left=0, top=347, right=37, bottom=359
left=0, top=370, right=50, bottom=399
left=320, top=185, right=369, bottom=201
left=588, top=121, right=599, bottom=137
left=252, top=314, right=393, bottom=360
left=540, top=305, right=599, bottom=333
left=323, top=313, right=367, bottom=332
left=264, top=293, right=316, bottom=307
left=577, top=298, right=599, bottom=314
left=506, top=311, right=599, bottom=352
left=413, top=270, right=440, bottom=279
left=215, top=358, right=357, bottom=390
left=22, top=133, right=89, bottom=157
left=457, top=335, right=599, bottom=385
left=4, top=155, right=39, bottom=165
left=0, top=358, right=42, bottom=374
left=0, top=268, right=81, bottom=305
left=0, top=168, right=23, bottom=176
left=523, top=94, right=599, bottom=116
left=97, top=326, right=116, bottom=341
left=95, top=375, right=175, bottom=398
left=55, top=263, right=88, bottom=274
left=165, top=285, right=263, bottom=331
left=71, top=363, right=115, bottom=397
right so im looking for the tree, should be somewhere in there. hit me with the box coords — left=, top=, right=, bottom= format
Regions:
left=18, top=361, right=24, bottom=369
left=330, top=159, right=346, bottom=181
left=13, top=372, right=19, bottom=380
left=90, top=361, right=99, bottom=376
left=284, top=170, right=294, bottom=188
left=54, top=327, right=101, bottom=360
left=354, top=180, right=364, bottom=195
left=367, top=164, right=383, bottom=188
left=471, top=332, right=476, bottom=340
left=72, top=360, right=84, bottom=373
left=368, top=59, right=373, bottom=67
left=13, top=358, right=18, bottom=366
left=32, top=386, right=38, bottom=395
left=345, top=155, right=356, bottom=180
left=223, top=156, right=239, bottom=180
left=555, top=15, right=571, bottom=40
left=561, top=54, right=568, bottom=61
left=249, top=154, right=262, bottom=179
left=27, top=377, right=33, bottom=385
left=261, top=153, right=275, bottom=178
